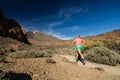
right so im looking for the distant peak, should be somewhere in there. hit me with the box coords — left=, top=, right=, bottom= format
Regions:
left=32, top=30, right=38, bottom=34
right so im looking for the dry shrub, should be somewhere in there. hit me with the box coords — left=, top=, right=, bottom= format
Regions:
left=0, top=47, right=14, bottom=56
left=0, top=47, right=8, bottom=55
left=0, top=70, right=8, bottom=80
left=0, top=58, right=7, bottom=63
left=84, top=41, right=104, bottom=51
left=104, top=40, right=120, bottom=54
left=84, top=47, right=120, bottom=66
left=7, top=49, right=54, bottom=58
left=7, top=51, right=30, bottom=58
left=46, top=58, right=56, bottom=64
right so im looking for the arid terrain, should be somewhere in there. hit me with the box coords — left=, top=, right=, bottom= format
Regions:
left=0, top=9, right=120, bottom=79
left=0, top=54, right=120, bottom=80
left=0, top=29, right=120, bottom=80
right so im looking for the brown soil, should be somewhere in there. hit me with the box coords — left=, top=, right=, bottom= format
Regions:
left=0, top=55, right=119, bottom=80
left=60, top=55, right=120, bottom=76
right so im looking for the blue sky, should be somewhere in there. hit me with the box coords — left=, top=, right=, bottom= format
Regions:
left=0, top=0, right=120, bottom=40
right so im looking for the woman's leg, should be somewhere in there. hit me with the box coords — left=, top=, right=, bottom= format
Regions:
left=75, top=51, right=78, bottom=57
left=77, top=49, right=84, bottom=59
left=75, top=51, right=79, bottom=62
left=78, top=50, right=86, bottom=65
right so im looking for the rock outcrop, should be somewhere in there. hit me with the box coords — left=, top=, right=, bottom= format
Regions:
left=0, top=8, right=31, bottom=45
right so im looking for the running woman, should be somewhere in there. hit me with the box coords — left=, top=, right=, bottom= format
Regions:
left=72, top=35, right=86, bottom=65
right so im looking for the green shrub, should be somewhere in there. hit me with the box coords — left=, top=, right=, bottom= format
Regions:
left=84, top=47, right=120, bottom=66
left=84, top=41, right=104, bottom=51
left=7, top=50, right=41, bottom=58
left=8, top=51, right=28, bottom=58
left=7, top=49, right=54, bottom=58
left=54, top=47, right=76, bottom=55
left=0, top=58, right=7, bottom=63
left=0, top=47, right=9, bottom=55
left=0, top=47, right=16, bottom=56
left=42, top=49, right=54, bottom=57
left=104, top=40, right=120, bottom=54
left=0, top=70, right=10, bottom=80
left=46, top=58, right=56, bottom=64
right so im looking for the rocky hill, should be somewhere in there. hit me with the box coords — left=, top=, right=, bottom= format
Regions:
left=27, top=31, right=59, bottom=42
left=0, top=8, right=31, bottom=45
left=84, top=29, right=120, bottom=40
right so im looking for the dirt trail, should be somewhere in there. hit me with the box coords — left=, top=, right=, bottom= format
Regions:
left=60, top=55, right=120, bottom=76
left=0, top=55, right=119, bottom=80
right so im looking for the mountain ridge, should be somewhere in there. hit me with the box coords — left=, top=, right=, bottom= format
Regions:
left=84, top=29, right=120, bottom=40
left=27, top=31, right=60, bottom=42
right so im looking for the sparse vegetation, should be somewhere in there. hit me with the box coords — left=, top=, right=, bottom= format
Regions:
left=83, top=40, right=104, bottom=51
left=104, top=40, right=120, bottom=54
left=0, top=70, right=9, bottom=80
left=84, top=47, right=120, bottom=66
left=1, top=9, right=120, bottom=80
left=7, top=49, right=54, bottom=58
left=46, top=58, right=56, bottom=64
left=0, top=58, right=6, bottom=63
left=0, top=47, right=9, bottom=56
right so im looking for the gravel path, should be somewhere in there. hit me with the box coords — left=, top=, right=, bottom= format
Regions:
left=60, top=55, right=120, bottom=76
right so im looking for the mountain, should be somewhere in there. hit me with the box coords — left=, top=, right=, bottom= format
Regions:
left=96, top=29, right=120, bottom=39
left=0, top=8, right=31, bottom=45
left=27, top=31, right=60, bottom=47
left=84, top=29, right=120, bottom=40
left=27, top=31, right=59, bottom=42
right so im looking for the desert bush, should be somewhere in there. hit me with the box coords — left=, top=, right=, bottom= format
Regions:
left=0, top=58, right=7, bottom=63
left=8, top=51, right=28, bottom=58
left=54, top=47, right=76, bottom=55
left=84, top=41, right=104, bottom=51
left=7, top=50, right=42, bottom=58
left=104, top=40, right=120, bottom=54
left=42, top=49, right=54, bottom=57
left=0, top=70, right=9, bottom=80
left=84, top=47, right=120, bottom=66
left=0, top=47, right=16, bottom=56
left=7, top=49, right=54, bottom=58
left=46, top=58, right=56, bottom=64
left=0, top=47, right=9, bottom=55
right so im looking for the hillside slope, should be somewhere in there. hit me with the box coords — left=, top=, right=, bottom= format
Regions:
left=27, top=31, right=59, bottom=42
left=84, top=29, right=120, bottom=40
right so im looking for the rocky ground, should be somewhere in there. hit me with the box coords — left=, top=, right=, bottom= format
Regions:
left=0, top=54, right=120, bottom=80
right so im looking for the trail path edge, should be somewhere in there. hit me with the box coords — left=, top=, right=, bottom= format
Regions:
left=60, top=55, right=120, bottom=76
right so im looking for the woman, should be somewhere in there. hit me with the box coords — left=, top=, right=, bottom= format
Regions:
left=72, top=35, right=86, bottom=65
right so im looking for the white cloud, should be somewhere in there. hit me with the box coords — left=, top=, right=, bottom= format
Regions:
left=53, top=25, right=87, bottom=32
left=46, top=31, right=73, bottom=40
left=59, top=7, right=88, bottom=21
left=47, top=21, right=63, bottom=27
left=70, top=26, right=87, bottom=31
left=44, top=25, right=87, bottom=40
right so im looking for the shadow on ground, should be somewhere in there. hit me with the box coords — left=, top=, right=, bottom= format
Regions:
left=0, top=70, right=32, bottom=80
